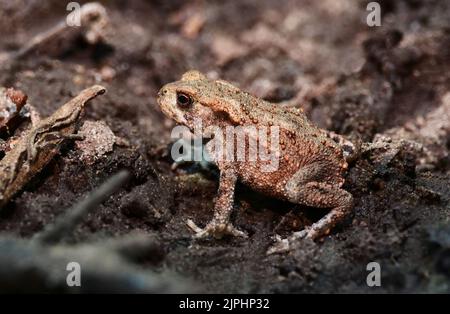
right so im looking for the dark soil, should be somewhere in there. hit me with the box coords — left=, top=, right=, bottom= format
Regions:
left=0, top=0, right=449, bottom=293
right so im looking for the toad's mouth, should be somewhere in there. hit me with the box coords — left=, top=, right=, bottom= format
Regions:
left=157, top=98, right=188, bottom=126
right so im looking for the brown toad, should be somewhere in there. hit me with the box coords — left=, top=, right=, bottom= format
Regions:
left=157, top=71, right=355, bottom=253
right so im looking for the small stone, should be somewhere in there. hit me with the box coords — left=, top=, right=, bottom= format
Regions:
left=100, top=66, right=116, bottom=82
left=0, top=87, right=28, bottom=132
left=76, top=120, right=116, bottom=164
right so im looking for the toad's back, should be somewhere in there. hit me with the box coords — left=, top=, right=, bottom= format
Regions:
left=214, top=94, right=347, bottom=200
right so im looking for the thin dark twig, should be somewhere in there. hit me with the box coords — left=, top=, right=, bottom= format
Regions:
left=34, top=170, right=130, bottom=244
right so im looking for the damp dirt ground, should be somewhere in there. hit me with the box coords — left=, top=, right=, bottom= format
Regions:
left=0, top=0, right=449, bottom=293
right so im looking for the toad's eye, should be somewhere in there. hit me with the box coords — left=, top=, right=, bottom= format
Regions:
left=176, top=92, right=193, bottom=108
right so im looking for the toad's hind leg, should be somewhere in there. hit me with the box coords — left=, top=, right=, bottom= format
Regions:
left=268, top=164, right=353, bottom=254
left=289, top=182, right=353, bottom=239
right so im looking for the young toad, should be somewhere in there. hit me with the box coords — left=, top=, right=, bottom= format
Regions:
left=157, top=71, right=355, bottom=253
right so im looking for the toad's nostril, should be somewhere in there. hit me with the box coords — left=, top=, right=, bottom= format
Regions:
left=158, top=89, right=167, bottom=97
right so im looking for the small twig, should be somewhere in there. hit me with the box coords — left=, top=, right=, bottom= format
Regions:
left=34, top=170, right=130, bottom=244
left=0, top=2, right=109, bottom=66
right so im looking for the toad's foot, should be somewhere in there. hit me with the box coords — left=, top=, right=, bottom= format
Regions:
left=187, top=219, right=247, bottom=239
left=266, top=228, right=311, bottom=255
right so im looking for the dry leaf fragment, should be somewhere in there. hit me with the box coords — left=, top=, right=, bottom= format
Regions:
left=0, top=85, right=106, bottom=209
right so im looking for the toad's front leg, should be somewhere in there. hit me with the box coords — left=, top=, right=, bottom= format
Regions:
left=187, top=165, right=247, bottom=239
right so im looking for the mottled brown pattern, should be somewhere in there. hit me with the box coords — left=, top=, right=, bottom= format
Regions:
left=4, top=88, right=27, bottom=108
left=0, top=87, right=27, bottom=132
left=157, top=71, right=353, bottom=252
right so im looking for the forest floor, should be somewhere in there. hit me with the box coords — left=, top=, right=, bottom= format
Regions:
left=0, top=0, right=449, bottom=293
